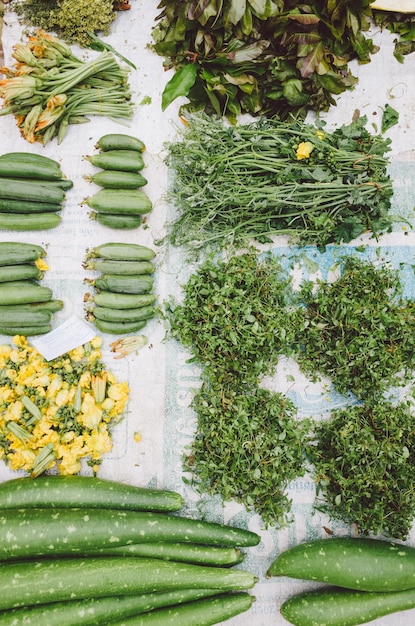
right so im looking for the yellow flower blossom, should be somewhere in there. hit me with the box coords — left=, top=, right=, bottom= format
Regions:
left=35, top=258, right=49, bottom=272
left=296, top=141, right=314, bottom=160
left=316, top=130, right=325, bottom=140
left=79, top=393, right=103, bottom=430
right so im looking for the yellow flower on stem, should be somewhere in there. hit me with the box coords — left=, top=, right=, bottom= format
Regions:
left=0, top=75, right=40, bottom=101
left=296, top=141, right=314, bottom=160
left=79, top=393, right=103, bottom=430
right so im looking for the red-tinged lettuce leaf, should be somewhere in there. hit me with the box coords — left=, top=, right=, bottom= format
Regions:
left=162, top=63, right=198, bottom=111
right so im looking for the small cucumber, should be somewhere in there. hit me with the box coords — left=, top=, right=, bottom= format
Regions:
left=0, top=152, right=63, bottom=172
left=87, top=170, right=147, bottom=189
left=0, top=281, right=53, bottom=305
left=95, top=133, right=146, bottom=152
left=84, top=259, right=154, bottom=275
left=4, top=300, right=64, bottom=313
left=0, top=475, right=184, bottom=512
left=0, top=308, right=52, bottom=326
left=87, top=150, right=145, bottom=172
left=84, top=189, right=152, bottom=215
left=93, top=273, right=153, bottom=294
left=0, top=179, right=65, bottom=204
left=89, top=291, right=156, bottom=310
left=267, top=537, right=415, bottom=592
left=0, top=199, right=62, bottom=213
left=92, top=304, right=155, bottom=323
left=91, top=212, right=142, bottom=229
left=280, top=586, right=415, bottom=626
left=109, top=592, right=255, bottom=626
left=0, top=242, right=46, bottom=265
left=0, top=557, right=256, bottom=610
left=0, top=212, right=61, bottom=231
left=0, top=264, right=43, bottom=283
left=93, top=318, right=148, bottom=335
left=0, top=159, right=63, bottom=181
left=86, top=242, right=156, bottom=262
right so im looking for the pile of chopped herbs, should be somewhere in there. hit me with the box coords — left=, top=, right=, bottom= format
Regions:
left=164, top=113, right=394, bottom=252
left=293, top=256, right=415, bottom=401
left=307, top=397, right=415, bottom=540
left=10, top=0, right=118, bottom=47
left=165, top=249, right=309, bottom=527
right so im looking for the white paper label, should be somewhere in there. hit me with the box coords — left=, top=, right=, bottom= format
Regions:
left=31, top=315, right=96, bottom=361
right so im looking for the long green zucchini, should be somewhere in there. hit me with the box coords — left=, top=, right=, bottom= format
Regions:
left=0, top=557, right=256, bottom=610
left=0, top=507, right=260, bottom=559
left=0, top=589, right=222, bottom=626
left=109, top=592, right=255, bottom=625
left=280, top=585, right=415, bottom=626
left=0, top=476, right=183, bottom=512
left=267, top=537, right=415, bottom=592
left=81, top=542, right=244, bottom=567
left=0, top=242, right=46, bottom=265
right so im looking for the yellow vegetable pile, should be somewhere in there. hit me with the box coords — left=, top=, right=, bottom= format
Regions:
left=0, top=335, right=129, bottom=476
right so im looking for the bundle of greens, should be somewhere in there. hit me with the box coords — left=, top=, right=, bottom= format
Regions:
left=164, top=113, right=394, bottom=251
left=11, top=0, right=118, bottom=48
left=307, top=397, right=415, bottom=540
left=152, top=0, right=377, bottom=120
left=0, top=31, right=133, bottom=145
left=294, top=256, right=415, bottom=401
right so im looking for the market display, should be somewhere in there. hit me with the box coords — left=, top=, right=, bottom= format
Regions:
left=0, top=2, right=415, bottom=625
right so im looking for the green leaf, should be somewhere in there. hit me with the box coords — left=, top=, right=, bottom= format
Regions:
left=381, top=103, right=399, bottom=133
left=162, top=64, right=198, bottom=111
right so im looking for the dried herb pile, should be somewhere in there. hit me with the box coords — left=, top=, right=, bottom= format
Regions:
left=164, top=113, right=394, bottom=251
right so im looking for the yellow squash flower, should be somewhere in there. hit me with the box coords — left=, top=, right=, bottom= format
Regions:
left=296, top=141, right=314, bottom=160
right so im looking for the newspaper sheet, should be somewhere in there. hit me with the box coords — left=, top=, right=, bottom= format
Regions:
left=0, top=3, right=415, bottom=625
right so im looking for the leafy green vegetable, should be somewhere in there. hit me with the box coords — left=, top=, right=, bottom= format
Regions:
left=162, top=64, right=198, bottom=111
left=152, top=0, right=377, bottom=120
left=164, top=113, right=394, bottom=251
left=307, top=397, right=415, bottom=540
left=373, top=9, right=415, bottom=62
left=381, top=103, right=399, bottom=132
left=294, top=256, right=415, bottom=401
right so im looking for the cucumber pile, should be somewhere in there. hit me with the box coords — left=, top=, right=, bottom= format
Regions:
left=0, top=475, right=258, bottom=625
left=0, top=241, right=63, bottom=335
left=84, top=242, right=158, bottom=334
left=83, top=133, right=152, bottom=229
left=0, top=152, right=72, bottom=230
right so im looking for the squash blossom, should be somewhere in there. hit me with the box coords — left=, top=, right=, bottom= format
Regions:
left=0, top=335, right=129, bottom=476
left=296, top=141, right=314, bottom=160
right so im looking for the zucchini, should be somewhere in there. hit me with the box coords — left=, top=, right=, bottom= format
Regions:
left=0, top=324, right=51, bottom=336
left=0, top=281, right=53, bottom=305
left=86, top=242, right=156, bottom=262
left=0, top=300, right=64, bottom=314
left=84, top=542, right=244, bottom=567
left=91, top=305, right=156, bottom=323
left=92, top=318, right=148, bottom=335
left=108, top=592, right=255, bottom=626
left=0, top=507, right=260, bottom=560
left=0, top=199, right=62, bottom=213
left=0, top=557, right=256, bottom=610
left=84, top=259, right=155, bottom=275
left=87, top=291, right=156, bottom=310
left=0, top=475, right=184, bottom=512
left=0, top=152, right=63, bottom=172
left=0, top=160, right=63, bottom=181
left=0, top=589, right=222, bottom=626
left=267, top=537, right=415, bottom=592
left=92, top=274, right=153, bottom=294
left=0, top=264, right=43, bottom=282
left=87, top=170, right=148, bottom=189
left=91, top=212, right=142, bottom=229
left=280, top=585, right=415, bottom=626
left=0, top=179, right=65, bottom=204
left=0, top=242, right=46, bottom=265
left=84, top=189, right=152, bottom=215
left=0, top=212, right=61, bottom=231
left=87, top=150, right=145, bottom=172
left=95, top=133, right=146, bottom=152
left=0, top=308, right=51, bottom=326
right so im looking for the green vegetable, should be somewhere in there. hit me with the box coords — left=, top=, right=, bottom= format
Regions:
left=0, top=324, right=51, bottom=336
left=92, top=318, right=148, bottom=334
left=267, top=537, right=415, bottom=592
left=0, top=158, right=63, bottom=180
left=280, top=585, right=415, bottom=626
left=0, top=178, right=65, bottom=204
left=0, top=281, right=53, bottom=305
left=87, top=150, right=145, bottom=172
left=0, top=199, right=63, bottom=213
left=91, top=274, right=153, bottom=294
left=0, top=212, right=61, bottom=230
left=83, top=259, right=155, bottom=275
left=86, top=291, right=156, bottom=310
left=0, top=241, right=46, bottom=265
left=91, top=212, right=142, bottom=229
left=164, top=113, right=394, bottom=250
left=0, top=308, right=51, bottom=327
left=109, top=592, right=255, bottom=625
left=86, top=242, right=156, bottom=261
left=95, top=133, right=145, bottom=152
left=0, top=556, right=256, bottom=610
left=86, top=170, right=148, bottom=189
left=0, top=476, right=184, bottom=512
left=89, top=305, right=155, bottom=324
left=0, top=264, right=43, bottom=282
left=0, top=589, right=223, bottom=626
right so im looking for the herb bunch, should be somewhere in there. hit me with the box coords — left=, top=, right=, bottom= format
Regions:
left=307, top=398, right=415, bottom=540
left=152, top=0, right=376, bottom=120
left=294, top=256, right=415, bottom=401
left=165, top=113, right=394, bottom=251
left=166, top=250, right=308, bottom=526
